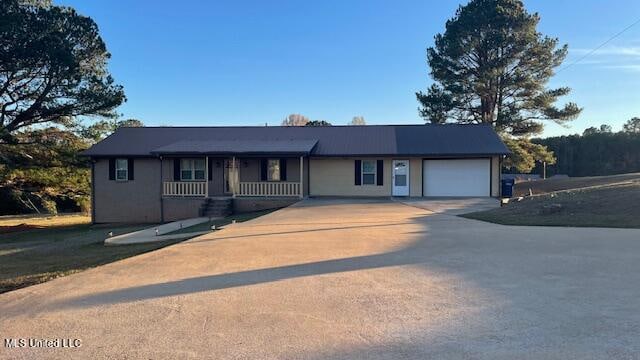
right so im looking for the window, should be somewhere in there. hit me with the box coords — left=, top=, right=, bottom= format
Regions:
left=180, top=159, right=205, bottom=181
left=267, top=159, right=280, bottom=181
left=362, top=160, right=376, bottom=185
left=115, top=158, right=128, bottom=181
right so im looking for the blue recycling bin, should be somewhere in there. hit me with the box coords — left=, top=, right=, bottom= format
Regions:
left=501, top=179, right=515, bottom=198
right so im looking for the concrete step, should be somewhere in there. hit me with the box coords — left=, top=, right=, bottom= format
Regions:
left=202, top=210, right=232, bottom=217
left=203, top=204, right=231, bottom=209
left=199, top=198, right=233, bottom=217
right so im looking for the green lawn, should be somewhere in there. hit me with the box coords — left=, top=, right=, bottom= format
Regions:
left=0, top=210, right=278, bottom=294
left=0, top=223, right=189, bottom=294
left=463, top=181, right=640, bottom=228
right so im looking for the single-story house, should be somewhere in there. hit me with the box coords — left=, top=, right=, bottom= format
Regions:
left=82, top=124, right=510, bottom=223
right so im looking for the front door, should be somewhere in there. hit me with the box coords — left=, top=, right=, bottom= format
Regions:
left=392, top=160, right=410, bottom=196
left=223, top=159, right=238, bottom=194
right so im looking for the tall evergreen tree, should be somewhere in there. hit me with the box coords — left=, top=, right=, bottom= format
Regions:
left=416, top=0, right=581, bottom=171
left=0, top=0, right=125, bottom=144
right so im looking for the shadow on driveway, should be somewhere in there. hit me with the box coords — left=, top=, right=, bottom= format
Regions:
left=4, top=198, right=640, bottom=358
left=41, top=217, right=432, bottom=311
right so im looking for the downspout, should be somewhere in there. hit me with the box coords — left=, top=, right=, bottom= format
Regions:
left=159, top=156, right=164, bottom=223
left=489, top=156, right=493, bottom=197
left=205, top=155, right=209, bottom=198
left=299, top=156, right=303, bottom=199
left=91, top=159, right=96, bottom=224
left=306, top=156, right=310, bottom=197
left=499, top=155, right=504, bottom=198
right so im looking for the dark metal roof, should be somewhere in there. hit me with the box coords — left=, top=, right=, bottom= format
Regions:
left=82, top=124, right=510, bottom=157
left=150, top=139, right=318, bottom=155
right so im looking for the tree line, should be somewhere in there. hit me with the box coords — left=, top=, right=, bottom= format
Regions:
left=530, top=118, right=640, bottom=177
left=0, top=119, right=142, bottom=215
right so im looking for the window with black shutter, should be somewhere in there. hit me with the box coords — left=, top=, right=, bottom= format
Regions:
left=115, top=159, right=128, bottom=181
left=267, top=159, right=281, bottom=181
left=128, top=158, right=134, bottom=180
left=109, top=158, right=115, bottom=180
left=361, top=160, right=376, bottom=185
left=280, top=158, right=287, bottom=181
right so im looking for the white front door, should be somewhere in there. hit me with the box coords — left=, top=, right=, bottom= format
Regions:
left=392, top=160, right=410, bottom=196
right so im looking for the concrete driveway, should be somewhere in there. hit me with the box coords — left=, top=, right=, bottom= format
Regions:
left=1, top=198, right=640, bottom=359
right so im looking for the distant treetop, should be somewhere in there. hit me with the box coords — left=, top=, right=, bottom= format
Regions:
left=281, top=114, right=309, bottom=126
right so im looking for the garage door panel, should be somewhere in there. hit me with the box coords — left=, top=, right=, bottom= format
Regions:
left=423, top=159, right=490, bottom=197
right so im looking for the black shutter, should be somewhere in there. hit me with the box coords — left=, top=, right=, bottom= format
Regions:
left=280, top=158, right=287, bottom=181
left=354, top=160, right=361, bottom=185
left=128, top=158, right=134, bottom=180
left=208, top=158, right=213, bottom=180
left=376, top=160, right=383, bottom=186
left=173, top=158, right=181, bottom=180
left=108, top=158, right=115, bottom=180
left=260, top=159, right=268, bottom=181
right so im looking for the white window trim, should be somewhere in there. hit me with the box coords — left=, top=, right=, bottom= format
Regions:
left=361, top=160, right=377, bottom=186
left=115, top=158, right=128, bottom=182
left=180, top=158, right=206, bottom=181
left=267, top=158, right=281, bottom=182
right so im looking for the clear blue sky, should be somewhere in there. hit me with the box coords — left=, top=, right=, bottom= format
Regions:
left=57, top=0, right=640, bottom=137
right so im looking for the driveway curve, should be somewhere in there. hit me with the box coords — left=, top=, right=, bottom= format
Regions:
left=1, top=198, right=640, bottom=359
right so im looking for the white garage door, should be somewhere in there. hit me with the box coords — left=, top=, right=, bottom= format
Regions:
left=423, top=159, right=490, bottom=197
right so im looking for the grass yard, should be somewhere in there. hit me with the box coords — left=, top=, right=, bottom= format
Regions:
left=0, top=209, right=278, bottom=294
left=0, top=213, right=91, bottom=233
left=513, top=172, right=640, bottom=197
left=0, top=222, right=187, bottom=294
left=463, top=181, right=640, bottom=228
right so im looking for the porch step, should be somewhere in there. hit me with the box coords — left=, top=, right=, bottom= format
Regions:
left=199, top=198, right=232, bottom=217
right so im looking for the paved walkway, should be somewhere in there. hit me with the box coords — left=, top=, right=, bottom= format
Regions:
left=104, top=217, right=210, bottom=245
left=1, top=198, right=640, bottom=359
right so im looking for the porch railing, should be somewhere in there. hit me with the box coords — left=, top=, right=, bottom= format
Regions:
left=237, top=181, right=301, bottom=197
left=163, top=181, right=207, bottom=196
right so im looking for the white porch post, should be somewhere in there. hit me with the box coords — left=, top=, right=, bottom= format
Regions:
left=299, top=156, right=303, bottom=199
left=204, top=156, right=209, bottom=198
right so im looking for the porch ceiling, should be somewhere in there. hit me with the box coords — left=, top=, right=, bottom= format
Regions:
left=150, top=139, right=318, bottom=156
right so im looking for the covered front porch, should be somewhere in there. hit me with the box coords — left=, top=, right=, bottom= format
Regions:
left=161, top=156, right=305, bottom=198
left=151, top=139, right=315, bottom=199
